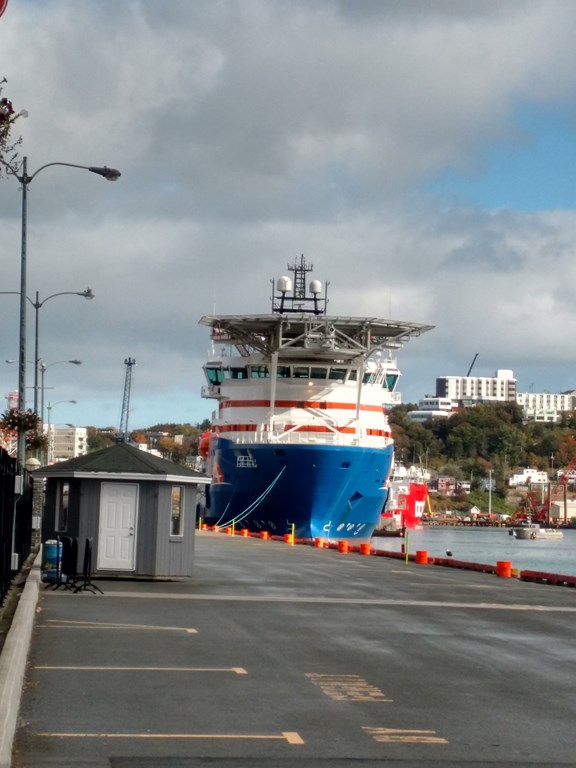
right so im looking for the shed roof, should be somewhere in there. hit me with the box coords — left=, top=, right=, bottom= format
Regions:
left=36, top=442, right=210, bottom=484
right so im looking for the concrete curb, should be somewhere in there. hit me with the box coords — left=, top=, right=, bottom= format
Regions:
left=0, top=556, right=40, bottom=768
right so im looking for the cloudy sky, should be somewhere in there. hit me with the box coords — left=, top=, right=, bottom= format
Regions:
left=2, top=0, right=576, bottom=430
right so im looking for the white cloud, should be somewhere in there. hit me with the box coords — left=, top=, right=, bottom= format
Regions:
left=2, top=0, right=576, bottom=428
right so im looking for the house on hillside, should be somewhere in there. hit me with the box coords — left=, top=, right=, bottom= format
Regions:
left=508, top=468, right=548, bottom=487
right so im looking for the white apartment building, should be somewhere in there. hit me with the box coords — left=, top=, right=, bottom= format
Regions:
left=515, top=391, right=576, bottom=422
left=407, top=396, right=454, bottom=422
left=48, top=426, right=88, bottom=463
left=433, top=370, right=575, bottom=422
left=508, top=468, right=549, bottom=487
left=435, top=369, right=517, bottom=404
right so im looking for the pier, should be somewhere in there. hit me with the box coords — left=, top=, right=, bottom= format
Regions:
left=4, top=529, right=576, bottom=767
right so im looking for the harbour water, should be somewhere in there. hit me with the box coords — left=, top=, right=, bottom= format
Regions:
left=372, top=526, right=576, bottom=576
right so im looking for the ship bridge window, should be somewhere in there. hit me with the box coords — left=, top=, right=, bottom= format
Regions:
left=293, top=366, right=310, bottom=378
left=230, top=367, right=248, bottom=379
left=250, top=365, right=269, bottom=378
left=329, top=368, right=347, bottom=381
left=348, top=370, right=357, bottom=382
left=384, top=373, right=399, bottom=391
left=310, top=367, right=327, bottom=379
left=363, top=371, right=373, bottom=384
left=206, top=367, right=223, bottom=385
left=277, top=366, right=291, bottom=378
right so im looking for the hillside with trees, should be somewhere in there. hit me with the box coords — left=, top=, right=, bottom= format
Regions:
left=389, top=402, right=576, bottom=510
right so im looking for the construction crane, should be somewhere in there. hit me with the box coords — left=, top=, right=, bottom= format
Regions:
left=466, top=353, right=479, bottom=377
left=116, top=357, right=136, bottom=443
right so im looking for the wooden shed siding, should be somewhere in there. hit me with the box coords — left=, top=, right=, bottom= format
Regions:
left=134, top=482, right=160, bottom=576
left=153, top=483, right=197, bottom=577
left=42, top=478, right=84, bottom=543
left=77, top=479, right=104, bottom=573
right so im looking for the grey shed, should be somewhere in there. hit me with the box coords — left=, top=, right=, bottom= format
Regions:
left=37, top=442, right=210, bottom=579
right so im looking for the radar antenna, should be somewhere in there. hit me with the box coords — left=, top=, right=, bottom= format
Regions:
left=271, top=254, right=328, bottom=315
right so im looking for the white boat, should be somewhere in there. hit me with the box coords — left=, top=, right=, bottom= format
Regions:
left=511, top=522, right=563, bottom=540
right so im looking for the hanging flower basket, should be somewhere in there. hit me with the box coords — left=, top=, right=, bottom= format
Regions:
left=0, top=77, right=26, bottom=176
left=1, top=407, right=41, bottom=432
left=26, top=431, right=48, bottom=451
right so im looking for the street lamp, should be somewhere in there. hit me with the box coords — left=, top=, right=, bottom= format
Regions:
left=31, top=290, right=92, bottom=415
left=46, top=399, right=77, bottom=464
left=39, top=360, right=82, bottom=423
left=2, top=155, right=120, bottom=468
left=5, top=358, right=82, bottom=424
left=0, top=288, right=93, bottom=415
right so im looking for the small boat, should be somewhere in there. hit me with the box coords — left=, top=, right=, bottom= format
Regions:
left=510, top=522, right=563, bottom=540
left=375, top=464, right=430, bottom=536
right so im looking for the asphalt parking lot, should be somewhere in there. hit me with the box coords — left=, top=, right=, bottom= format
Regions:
left=7, top=531, right=576, bottom=767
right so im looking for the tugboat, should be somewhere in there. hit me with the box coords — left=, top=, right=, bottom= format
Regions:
left=199, top=255, right=433, bottom=540
left=376, top=464, right=430, bottom=536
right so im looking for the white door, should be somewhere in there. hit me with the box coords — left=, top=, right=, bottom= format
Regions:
left=97, top=483, right=138, bottom=570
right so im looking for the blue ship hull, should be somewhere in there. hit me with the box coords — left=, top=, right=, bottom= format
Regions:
left=206, top=437, right=393, bottom=540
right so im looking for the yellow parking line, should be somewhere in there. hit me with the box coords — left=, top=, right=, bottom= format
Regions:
left=34, top=666, right=247, bottom=674
left=41, top=619, right=197, bottom=633
left=363, top=726, right=448, bottom=744
left=35, top=731, right=304, bottom=744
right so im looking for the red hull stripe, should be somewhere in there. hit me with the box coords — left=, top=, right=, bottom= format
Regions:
left=215, top=424, right=390, bottom=437
left=220, top=399, right=383, bottom=413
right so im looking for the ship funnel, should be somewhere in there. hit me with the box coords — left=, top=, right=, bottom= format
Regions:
left=277, top=276, right=292, bottom=293
left=310, top=279, right=322, bottom=295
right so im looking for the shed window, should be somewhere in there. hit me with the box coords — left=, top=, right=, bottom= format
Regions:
left=170, top=486, right=184, bottom=536
left=56, top=481, right=70, bottom=532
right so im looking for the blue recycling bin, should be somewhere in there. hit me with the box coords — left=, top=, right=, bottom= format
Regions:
left=41, top=539, right=61, bottom=583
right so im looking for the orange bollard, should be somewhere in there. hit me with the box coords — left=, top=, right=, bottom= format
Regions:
left=496, top=560, right=512, bottom=578
left=338, top=540, right=349, bottom=554
left=240, top=528, right=249, bottom=537
left=415, top=550, right=429, bottom=564
left=284, top=533, right=293, bottom=544
left=314, top=537, right=325, bottom=548
left=201, top=524, right=208, bottom=531
left=359, top=543, right=372, bottom=556
left=259, top=530, right=269, bottom=540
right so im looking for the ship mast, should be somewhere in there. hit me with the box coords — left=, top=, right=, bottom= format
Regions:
left=271, top=254, right=328, bottom=315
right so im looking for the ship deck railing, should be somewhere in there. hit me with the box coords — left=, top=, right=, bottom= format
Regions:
left=224, top=430, right=388, bottom=449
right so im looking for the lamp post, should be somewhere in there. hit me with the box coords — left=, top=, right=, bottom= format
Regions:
left=0, top=289, right=93, bottom=415
left=46, top=399, right=77, bottom=464
left=3, top=155, right=120, bottom=468
left=39, top=360, right=82, bottom=423
left=5, top=358, right=82, bottom=425
left=31, top=291, right=92, bottom=415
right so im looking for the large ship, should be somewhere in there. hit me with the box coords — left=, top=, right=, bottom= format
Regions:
left=199, top=256, right=433, bottom=540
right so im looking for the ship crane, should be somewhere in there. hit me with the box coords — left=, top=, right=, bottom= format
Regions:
left=116, top=357, right=136, bottom=443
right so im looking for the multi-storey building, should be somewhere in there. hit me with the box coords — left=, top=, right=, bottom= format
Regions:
left=407, top=396, right=453, bottom=422
left=432, top=370, right=575, bottom=422
left=515, top=391, right=576, bottom=422
left=435, top=369, right=517, bottom=404
left=48, top=426, right=88, bottom=463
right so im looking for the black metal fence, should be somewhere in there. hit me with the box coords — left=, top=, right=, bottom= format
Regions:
left=0, top=448, right=33, bottom=606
